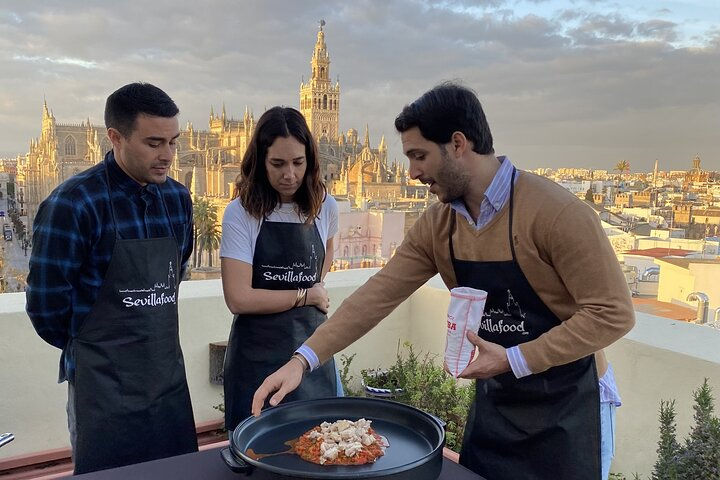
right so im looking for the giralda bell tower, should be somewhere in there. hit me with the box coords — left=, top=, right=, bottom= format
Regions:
left=300, top=20, right=340, bottom=142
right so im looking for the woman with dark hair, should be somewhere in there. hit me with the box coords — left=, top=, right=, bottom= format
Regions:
left=220, top=106, right=339, bottom=430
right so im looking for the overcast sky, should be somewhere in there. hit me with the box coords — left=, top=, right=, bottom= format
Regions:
left=1, top=0, right=718, bottom=172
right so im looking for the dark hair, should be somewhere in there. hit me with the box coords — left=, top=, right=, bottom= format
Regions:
left=104, top=82, right=179, bottom=137
left=233, top=106, right=325, bottom=221
left=394, top=81, right=494, bottom=155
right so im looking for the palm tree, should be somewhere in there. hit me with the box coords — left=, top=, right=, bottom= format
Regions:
left=192, top=196, right=222, bottom=268
left=614, top=160, right=631, bottom=189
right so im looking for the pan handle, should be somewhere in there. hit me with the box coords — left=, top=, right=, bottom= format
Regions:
left=427, top=413, right=447, bottom=429
left=220, top=447, right=254, bottom=475
left=0, top=433, right=15, bottom=449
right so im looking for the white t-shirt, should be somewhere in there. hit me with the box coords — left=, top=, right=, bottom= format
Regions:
left=220, top=195, right=338, bottom=265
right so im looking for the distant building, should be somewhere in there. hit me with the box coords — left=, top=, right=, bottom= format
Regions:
left=0, top=172, right=10, bottom=207
left=18, top=21, right=429, bottom=242
left=684, top=153, right=710, bottom=184
left=691, top=208, right=720, bottom=237
left=632, top=189, right=655, bottom=207
left=671, top=202, right=693, bottom=226
left=654, top=257, right=720, bottom=318
left=17, top=21, right=428, bottom=274
left=300, top=20, right=340, bottom=145
left=301, top=22, right=426, bottom=209
left=332, top=200, right=405, bottom=270
left=615, top=192, right=632, bottom=208
left=650, top=228, right=686, bottom=239
left=20, top=102, right=108, bottom=230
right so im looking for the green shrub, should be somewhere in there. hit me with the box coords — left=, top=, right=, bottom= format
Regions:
left=651, top=400, right=680, bottom=480
left=623, top=378, right=720, bottom=480
left=343, top=341, right=474, bottom=453
left=337, top=353, right=364, bottom=397
left=675, top=379, right=720, bottom=479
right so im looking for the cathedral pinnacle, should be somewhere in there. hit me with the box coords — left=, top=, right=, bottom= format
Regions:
left=301, top=21, right=339, bottom=142
left=315, top=21, right=327, bottom=59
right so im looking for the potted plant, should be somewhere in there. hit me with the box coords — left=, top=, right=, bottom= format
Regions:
left=340, top=341, right=474, bottom=453
left=360, top=367, right=404, bottom=398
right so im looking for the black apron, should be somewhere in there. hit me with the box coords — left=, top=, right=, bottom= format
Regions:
left=69, top=172, right=197, bottom=474
left=455, top=169, right=600, bottom=480
left=223, top=218, right=337, bottom=431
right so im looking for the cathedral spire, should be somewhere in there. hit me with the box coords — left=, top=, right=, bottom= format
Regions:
left=314, top=21, right=328, bottom=74
left=300, top=21, right=339, bottom=142
left=42, top=97, right=51, bottom=119
left=363, top=124, right=370, bottom=147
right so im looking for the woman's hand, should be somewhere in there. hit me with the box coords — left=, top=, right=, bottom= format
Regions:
left=304, top=282, right=329, bottom=313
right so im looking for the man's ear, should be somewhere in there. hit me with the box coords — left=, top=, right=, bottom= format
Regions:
left=107, top=128, right=122, bottom=148
left=451, top=131, right=469, bottom=157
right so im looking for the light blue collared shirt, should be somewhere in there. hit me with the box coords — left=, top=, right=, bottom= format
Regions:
left=451, top=155, right=515, bottom=230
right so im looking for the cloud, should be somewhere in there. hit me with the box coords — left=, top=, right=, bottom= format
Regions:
left=0, top=0, right=718, bottom=172
left=636, top=19, right=678, bottom=42
left=13, top=55, right=99, bottom=69
left=567, top=13, right=636, bottom=45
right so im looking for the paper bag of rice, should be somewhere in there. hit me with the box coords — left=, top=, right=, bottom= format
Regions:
left=444, top=287, right=487, bottom=378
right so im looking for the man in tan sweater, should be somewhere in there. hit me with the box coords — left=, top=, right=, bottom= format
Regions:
left=253, top=82, right=635, bottom=480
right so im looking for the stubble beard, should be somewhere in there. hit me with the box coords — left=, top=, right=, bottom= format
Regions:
left=436, top=146, right=470, bottom=204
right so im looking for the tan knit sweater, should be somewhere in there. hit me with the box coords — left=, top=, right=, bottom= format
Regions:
left=307, top=171, right=635, bottom=377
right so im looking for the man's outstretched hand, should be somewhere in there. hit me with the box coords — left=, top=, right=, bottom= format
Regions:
left=251, top=358, right=305, bottom=416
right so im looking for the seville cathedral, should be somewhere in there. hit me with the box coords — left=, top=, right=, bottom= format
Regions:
left=18, top=22, right=428, bottom=232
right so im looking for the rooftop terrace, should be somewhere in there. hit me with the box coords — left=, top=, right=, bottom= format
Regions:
left=1, top=269, right=719, bottom=478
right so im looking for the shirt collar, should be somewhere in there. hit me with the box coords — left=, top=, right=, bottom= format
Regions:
left=104, top=151, right=161, bottom=198
left=484, top=155, right=514, bottom=211
left=450, top=155, right=514, bottom=214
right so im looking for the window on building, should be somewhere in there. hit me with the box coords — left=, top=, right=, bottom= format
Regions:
left=65, top=136, right=76, bottom=156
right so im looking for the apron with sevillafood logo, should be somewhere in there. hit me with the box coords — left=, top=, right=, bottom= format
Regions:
left=223, top=218, right=337, bottom=431
left=453, top=168, right=600, bottom=480
left=69, top=170, right=197, bottom=474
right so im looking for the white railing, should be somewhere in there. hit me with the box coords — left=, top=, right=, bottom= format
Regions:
left=0, top=269, right=719, bottom=478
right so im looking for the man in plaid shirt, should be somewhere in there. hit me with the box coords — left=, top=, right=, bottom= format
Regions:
left=26, top=83, right=197, bottom=473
